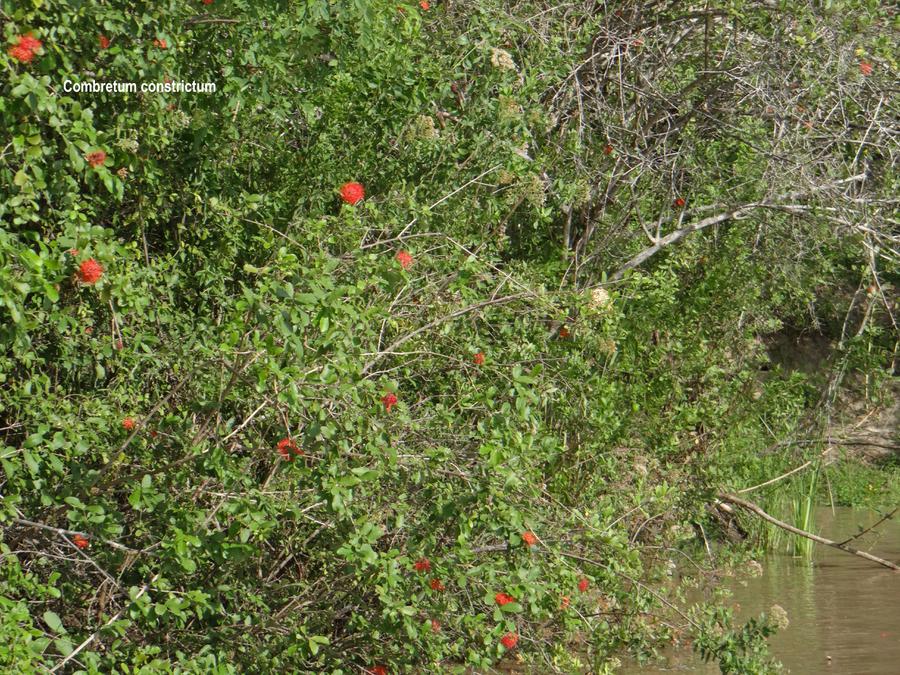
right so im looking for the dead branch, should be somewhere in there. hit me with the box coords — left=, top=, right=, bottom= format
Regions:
left=718, top=492, right=900, bottom=571
left=609, top=173, right=867, bottom=280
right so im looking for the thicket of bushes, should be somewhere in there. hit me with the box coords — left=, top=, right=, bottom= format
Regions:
left=1, top=0, right=895, bottom=672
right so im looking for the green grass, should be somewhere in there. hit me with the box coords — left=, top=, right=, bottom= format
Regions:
left=788, top=466, right=819, bottom=559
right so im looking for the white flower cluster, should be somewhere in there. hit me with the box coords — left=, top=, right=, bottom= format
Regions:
left=769, top=604, right=789, bottom=629
left=590, top=287, right=612, bottom=310
left=490, top=47, right=517, bottom=71
left=407, top=115, right=438, bottom=141
left=117, top=138, right=139, bottom=153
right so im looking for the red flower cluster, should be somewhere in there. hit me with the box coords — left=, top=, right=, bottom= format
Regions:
left=859, top=61, right=873, bottom=76
left=122, top=417, right=136, bottom=431
left=153, top=38, right=167, bottom=49
left=72, top=534, right=90, bottom=550
left=382, top=392, right=398, bottom=412
left=494, top=592, right=515, bottom=606
left=85, top=150, right=107, bottom=168
left=604, top=144, right=614, bottom=155
left=472, top=352, right=485, bottom=366
left=368, top=667, right=387, bottom=675
left=413, top=558, right=431, bottom=572
left=558, top=326, right=570, bottom=339
left=430, top=618, right=441, bottom=633
left=429, top=578, right=445, bottom=591
left=76, top=259, right=103, bottom=284
left=8, top=44, right=34, bottom=63
left=500, top=632, right=518, bottom=650
left=99, top=35, right=111, bottom=49
left=521, top=531, right=538, bottom=547
left=560, top=595, right=570, bottom=609
left=420, top=0, right=430, bottom=9
left=340, top=181, right=365, bottom=205
left=202, top=0, right=214, bottom=4
left=673, top=197, right=686, bottom=208
left=578, top=577, right=590, bottom=593
left=395, top=250, right=414, bottom=270
left=277, top=437, right=302, bottom=461
left=8, top=34, right=42, bottom=63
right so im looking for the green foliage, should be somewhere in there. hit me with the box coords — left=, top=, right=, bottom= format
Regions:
left=1, top=0, right=895, bottom=672
left=694, top=606, right=780, bottom=674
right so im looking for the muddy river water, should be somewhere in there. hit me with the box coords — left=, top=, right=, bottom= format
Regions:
left=619, top=506, right=900, bottom=674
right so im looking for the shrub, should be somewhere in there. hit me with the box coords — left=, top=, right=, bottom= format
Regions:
left=1, top=0, right=894, bottom=671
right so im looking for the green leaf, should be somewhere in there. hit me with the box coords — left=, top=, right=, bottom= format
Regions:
left=43, top=611, right=65, bottom=634
left=53, top=638, right=74, bottom=657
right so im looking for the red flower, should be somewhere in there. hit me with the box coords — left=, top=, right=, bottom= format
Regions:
left=429, top=578, right=445, bottom=591
left=521, top=531, right=538, bottom=547
left=150, top=430, right=159, bottom=438
left=558, top=326, right=570, bottom=339
left=673, top=197, right=686, bottom=208
left=368, top=667, right=388, bottom=675
left=578, top=577, right=589, bottom=593
left=85, top=326, right=93, bottom=335
left=430, top=619, right=441, bottom=633
left=339, top=181, right=365, bottom=205
left=472, top=351, right=485, bottom=365
left=115, top=339, right=124, bottom=350
left=420, top=0, right=430, bottom=9
left=122, top=418, right=136, bottom=431
left=8, top=34, right=42, bottom=63
left=72, top=534, right=90, bottom=550
left=85, top=150, right=107, bottom=168
left=413, top=558, right=431, bottom=572
left=99, top=35, right=111, bottom=49
left=382, top=392, right=398, bottom=412
left=395, top=250, right=414, bottom=269
left=19, top=34, right=43, bottom=53
left=277, top=437, right=302, bottom=461
left=76, top=258, right=103, bottom=284
left=604, top=144, right=613, bottom=155
left=859, top=61, right=873, bottom=76
left=500, top=632, right=518, bottom=650
left=155, top=38, right=168, bottom=49
left=8, top=44, right=35, bottom=63
left=560, top=595, right=570, bottom=609
left=495, top=592, right=515, bottom=606
left=202, top=0, right=214, bottom=4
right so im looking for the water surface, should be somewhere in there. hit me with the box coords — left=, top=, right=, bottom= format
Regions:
left=620, top=506, right=900, bottom=674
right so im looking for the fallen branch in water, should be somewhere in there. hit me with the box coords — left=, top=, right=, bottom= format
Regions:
left=717, top=493, right=900, bottom=571
left=836, top=507, right=898, bottom=547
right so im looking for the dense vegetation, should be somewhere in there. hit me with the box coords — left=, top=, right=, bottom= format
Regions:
left=1, top=0, right=896, bottom=672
